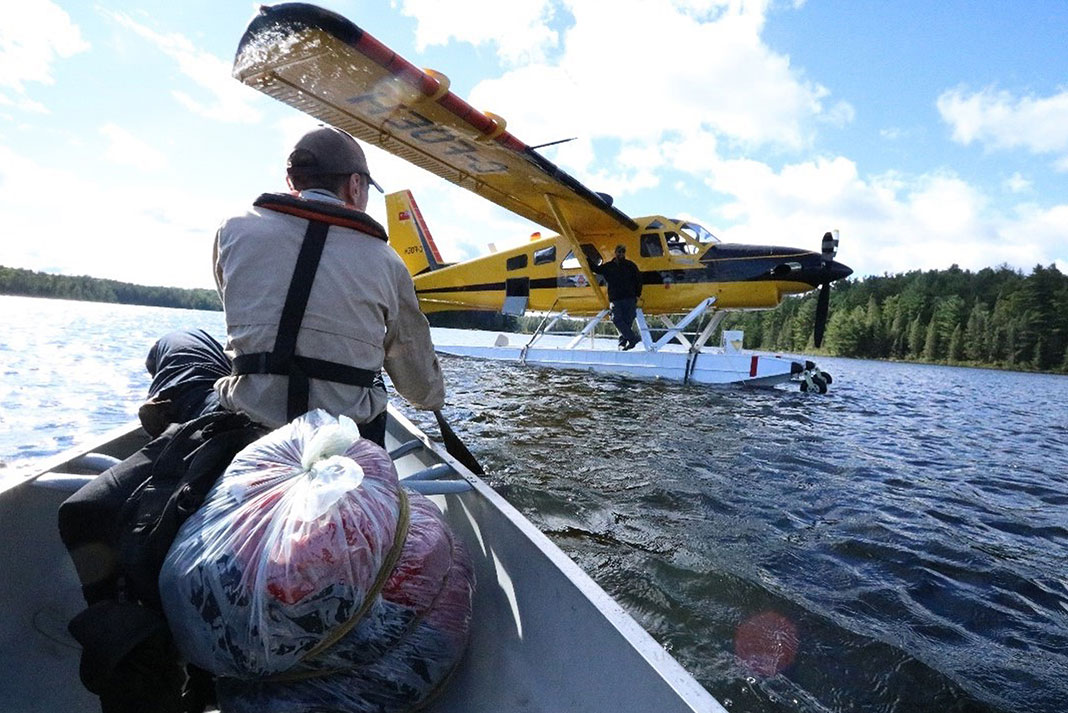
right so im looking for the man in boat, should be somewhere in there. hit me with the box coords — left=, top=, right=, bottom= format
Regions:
left=58, top=127, right=448, bottom=712
left=140, top=125, right=446, bottom=446
left=590, top=244, right=643, bottom=350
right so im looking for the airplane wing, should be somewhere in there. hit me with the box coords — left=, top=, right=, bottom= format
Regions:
left=234, top=3, right=637, bottom=237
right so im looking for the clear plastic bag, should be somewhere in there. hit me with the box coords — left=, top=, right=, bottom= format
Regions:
left=216, top=494, right=475, bottom=713
left=159, top=410, right=474, bottom=713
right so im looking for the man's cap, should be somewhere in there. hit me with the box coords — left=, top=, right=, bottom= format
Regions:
left=287, top=126, right=384, bottom=193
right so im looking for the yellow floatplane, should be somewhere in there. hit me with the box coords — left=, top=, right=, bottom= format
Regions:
left=233, top=3, right=852, bottom=391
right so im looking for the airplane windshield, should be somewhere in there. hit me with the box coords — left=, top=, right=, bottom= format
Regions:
left=677, top=221, right=720, bottom=244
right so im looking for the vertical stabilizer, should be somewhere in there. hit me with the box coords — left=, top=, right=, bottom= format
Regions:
left=385, top=190, right=444, bottom=276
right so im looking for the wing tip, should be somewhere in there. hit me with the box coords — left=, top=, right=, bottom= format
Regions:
left=234, top=3, right=366, bottom=76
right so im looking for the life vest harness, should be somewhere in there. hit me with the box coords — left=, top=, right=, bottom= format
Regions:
left=231, top=193, right=390, bottom=421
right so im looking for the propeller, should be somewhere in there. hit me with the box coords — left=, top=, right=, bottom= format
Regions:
left=813, top=230, right=839, bottom=349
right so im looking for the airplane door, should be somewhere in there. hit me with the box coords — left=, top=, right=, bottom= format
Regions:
left=503, top=277, right=529, bottom=315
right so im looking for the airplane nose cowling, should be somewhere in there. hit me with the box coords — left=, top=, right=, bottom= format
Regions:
left=826, top=260, right=853, bottom=283
left=790, top=258, right=853, bottom=288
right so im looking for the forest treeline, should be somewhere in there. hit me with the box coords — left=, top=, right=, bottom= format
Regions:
left=6, top=262, right=1067, bottom=374
left=430, top=263, right=1068, bottom=374
left=0, top=265, right=222, bottom=311
left=721, top=263, right=1068, bottom=373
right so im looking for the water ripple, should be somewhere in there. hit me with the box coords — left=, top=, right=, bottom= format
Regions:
left=426, top=353, right=1068, bottom=713
left=6, top=298, right=1068, bottom=713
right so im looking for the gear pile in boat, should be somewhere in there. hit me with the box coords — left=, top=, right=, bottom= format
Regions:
left=159, top=410, right=475, bottom=712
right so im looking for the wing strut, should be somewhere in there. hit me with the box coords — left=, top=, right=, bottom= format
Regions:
left=544, top=194, right=610, bottom=310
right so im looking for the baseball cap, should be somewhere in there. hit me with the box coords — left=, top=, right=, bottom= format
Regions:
left=287, top=125, right=383, bottom=193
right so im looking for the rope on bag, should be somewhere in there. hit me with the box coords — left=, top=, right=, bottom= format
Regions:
left=260, top=487, right=412, bottom=682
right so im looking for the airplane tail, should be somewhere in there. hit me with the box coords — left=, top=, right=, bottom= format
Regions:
left=385, top=190, right=445, bottom=276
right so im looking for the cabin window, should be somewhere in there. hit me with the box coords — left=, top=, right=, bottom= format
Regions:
left=533, top=245, right=556, bottom=265
left=665, top=231, right=697, bottom=255
left=640, top=233, right=664, bottom=257
left=506, top=254, right=528, bottom=271
left=561, top=244, right=602, bottom=270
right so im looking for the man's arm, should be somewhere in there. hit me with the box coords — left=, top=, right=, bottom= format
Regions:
left=382, top=261, right=446, bottom=411
left=212, top=228, right=225, bottom=300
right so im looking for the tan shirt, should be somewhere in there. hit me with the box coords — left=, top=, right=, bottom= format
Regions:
left=212, top=192, right=445, bottom=427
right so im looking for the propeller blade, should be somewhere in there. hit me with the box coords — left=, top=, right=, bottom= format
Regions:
left=821, top=230, right=839, bottom=260
left=814, top=282, right=831, bottom=348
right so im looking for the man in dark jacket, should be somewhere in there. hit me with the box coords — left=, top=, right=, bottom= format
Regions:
left=590, top=244, right=643, bottom=349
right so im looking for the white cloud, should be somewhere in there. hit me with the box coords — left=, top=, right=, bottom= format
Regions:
left=0, top=143, right=231, bottom=289
left=398, top=0, right=560, bottom=65
left=938, top=86, right=1068, bottom=169
left=819, top=99, right=856, bottom=127
left=0, top=0, right=88, bottom=109
left=404, top=0, right=841, bottom=161
left=687, top=153, right=1067, bottom=276
left=103, top=10, right=261, bottom=123
left=100, top=123, right=168, bottom=171
left=0, top=92, right=48, bottom=114
left=1004, top=172, right=1032, bottom=194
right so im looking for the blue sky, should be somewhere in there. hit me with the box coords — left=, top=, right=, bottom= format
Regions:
left=2, top=0, right=1066, bottom=290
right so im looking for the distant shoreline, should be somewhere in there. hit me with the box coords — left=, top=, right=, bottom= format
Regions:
left=1, top=265, right=221, bottom=312
left=5, top=261, right=1066, bottom=376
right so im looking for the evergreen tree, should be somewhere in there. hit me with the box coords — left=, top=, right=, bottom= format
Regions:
left=863, top=296, right=883, bottom=357
left=964, top=302, right=989, bottom=363
left=948, top=324, right=964, bottom=363
left=923, top=318, right=941, bottom=361
left=908, top=316, right=926, bottom=358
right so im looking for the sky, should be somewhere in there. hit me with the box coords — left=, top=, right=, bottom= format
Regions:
left=2, top=0, right=1067, bottom=290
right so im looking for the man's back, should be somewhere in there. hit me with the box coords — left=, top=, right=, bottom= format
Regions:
left=214, top=196, right=444, bottom=428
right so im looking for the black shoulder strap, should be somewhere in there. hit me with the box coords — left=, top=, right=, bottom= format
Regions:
left=276, top=219, right=329, bottom=419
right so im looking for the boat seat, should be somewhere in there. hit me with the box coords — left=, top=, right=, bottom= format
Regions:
left=33, top=455, right=473, bottom=496
left=32, top=473, right=97, bottom=493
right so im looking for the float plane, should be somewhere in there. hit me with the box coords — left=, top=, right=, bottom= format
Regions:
left=233, top=3, right=853, bottom=391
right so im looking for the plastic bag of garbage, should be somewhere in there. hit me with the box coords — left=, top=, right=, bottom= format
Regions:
left=159, top=409, right=474, bottom=712
left=215, top=492, right=476, bottom=713
left=159, top=409, right=404, bottom=677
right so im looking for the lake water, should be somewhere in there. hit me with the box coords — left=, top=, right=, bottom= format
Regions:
left=2, top=295, right=1066, bottom=713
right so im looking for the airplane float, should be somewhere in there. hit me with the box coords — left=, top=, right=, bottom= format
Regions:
left=233, top=3, right=853, bottom=392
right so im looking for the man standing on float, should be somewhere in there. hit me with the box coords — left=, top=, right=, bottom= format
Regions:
left=590, top=244, right=644, bottom=350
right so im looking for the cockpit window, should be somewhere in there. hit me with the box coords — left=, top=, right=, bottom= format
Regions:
left=665, top=231, right=698, bottom=255
left=677, top=221, right=720, bottom=244
left=640, top=233, right=664, bottom=257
